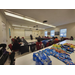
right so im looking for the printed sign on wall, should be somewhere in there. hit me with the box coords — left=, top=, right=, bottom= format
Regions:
left=9, top=28, right=11, bottom=38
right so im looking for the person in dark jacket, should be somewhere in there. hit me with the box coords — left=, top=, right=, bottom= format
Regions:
left=39, top=36, right=41, bottom=38
left=14, top=36, right=16, bottom=39
left=30, top=35, right=33, bottom=40
left=10, top=39, right=21, bottom=65
left=36, top=38, right=44, bottom=50
left=70, top=36, right=74, bottom=40
left=12, top=40, right=20, bottom=51
left=61, top=37, right=64, bottom=41
left=17, top=36, right=21, bottom=42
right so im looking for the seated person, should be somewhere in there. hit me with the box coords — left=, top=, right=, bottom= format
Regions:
left=51, top=36, right=55, bottom=43
left=10, top=39, right=21, bottom=65
left=11, top=38, right=15, bottom=44
left=47, top=36, right=49, bottom=38
left=45, top=36, right=47, bottom=38
left=39, top=36, right=41, bottom=38
left=55, top=37, right=59, bottom=41
left=12, top=39, right=21, bottom=52
left=61, top=37, right=64, bottom=41
left=52, top=36, right=55, bottom=40
left=46, top=40, right=52, bottom=47
left=70, top=36, right=74, bottom=40
left=14, top=36, right=16, bottom=39
left=43, top=36, right=45, bottom=38
left=21, top=37, right=24, bottom=42
left=36, top=38, right=44, bottom=50
left=17, top=36, right=21, bottom=42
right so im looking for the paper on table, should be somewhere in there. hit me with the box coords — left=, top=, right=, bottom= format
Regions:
left=20, top=42, right=25, bottom=46
left=6, top=49, right=11, bottom=52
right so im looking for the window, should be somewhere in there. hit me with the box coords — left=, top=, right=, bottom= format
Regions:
left=50, top=30, right=55, bottom=37
left=60, top=29, right=67, bottom=37
left=45, top=31, right=47, bottom=36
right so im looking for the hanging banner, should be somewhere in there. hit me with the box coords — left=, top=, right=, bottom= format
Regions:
left=9, top=28, right=11, bottom=38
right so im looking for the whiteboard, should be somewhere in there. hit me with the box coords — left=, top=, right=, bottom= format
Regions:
left=25, top=31, right=32, bottom=36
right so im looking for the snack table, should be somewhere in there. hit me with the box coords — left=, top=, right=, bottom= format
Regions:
left=15, top=40, right=75, bottom=65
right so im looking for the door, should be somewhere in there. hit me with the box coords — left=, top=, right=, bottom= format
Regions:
left=2, top=22, right=7, bottom=44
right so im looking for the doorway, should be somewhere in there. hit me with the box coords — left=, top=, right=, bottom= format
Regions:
left=2, top=22, right=7, bottom=44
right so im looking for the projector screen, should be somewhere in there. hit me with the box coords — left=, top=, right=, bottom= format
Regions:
left=25, top=31, right=32, bottom=36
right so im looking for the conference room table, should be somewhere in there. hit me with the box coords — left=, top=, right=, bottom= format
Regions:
left=28, top=39, right=53, bottom=52
left=20, top=39, right=37, bottom=53
left=19, top=39, right=30, bottom=54
left=35, top=37, right=52, bottom=41
left=15, top=40, right=75, bottom=65
left=28, top=41, right=36, bottom=52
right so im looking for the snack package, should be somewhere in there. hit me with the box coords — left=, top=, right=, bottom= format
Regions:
left=44, top=49, right=51, bottom=56
left=33, top=51, right=52, bottom=65
left=33, top=53, right=38, bottom=61
left=63, top=59, right=74, bottom=65
left=54, top=52, right=60, bottom=59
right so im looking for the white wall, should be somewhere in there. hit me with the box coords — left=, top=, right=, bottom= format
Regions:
left=13, top=29, right=45, bottom=40
left=0, top=13, right=3, bottom=43
left=46, top=22, right=75, bottom=39
left=13, top=29, right=25, bottom=38
left=6, top=21, right=13, bottom=44
left=32, top=30, right=44, bottom=38
left=0, top=12, right=13, bottom=45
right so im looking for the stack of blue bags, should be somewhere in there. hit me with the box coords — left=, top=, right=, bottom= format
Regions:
left=61, top=45, right=74, bottom=54
left=43, top=48, right=74, bottom=65
left=33, top=51, right=52, bottom=65
left=42, top=40, right=49, bottom=47
left=33, top=48, right=75, bottom=65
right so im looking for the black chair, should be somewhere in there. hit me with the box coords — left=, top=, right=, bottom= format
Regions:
left=20, top=45, right=29, bottom=54
left=0, top=53, right=9, bottom=65
left=30, top=43, right=36, bottom=52
left=20, top=39, right=29, bottom=54
left=0, top=44, right=9, bottom=65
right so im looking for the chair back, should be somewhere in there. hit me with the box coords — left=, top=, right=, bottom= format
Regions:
left=36, top=42, right=43, bottom=50
left=8, top=44, right=12, bottom=50
left=46, top=42, right=50, bottom=47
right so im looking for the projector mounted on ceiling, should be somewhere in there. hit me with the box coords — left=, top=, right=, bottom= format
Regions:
left=43, top=20, right=47, bottom=23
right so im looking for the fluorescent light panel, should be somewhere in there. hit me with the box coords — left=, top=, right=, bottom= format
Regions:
left=14, top=28, right=20, bottom=29
left=12, top=25, right=21, bottom=26
left=5, top=11, right=56, bottom=28
left=5, top=12, right=24, bottom=20
left=12, top=25, right=28, bottom=28
left=12, top=25, right=45, bottom=30
left=24, top=18, right=36, bottom=22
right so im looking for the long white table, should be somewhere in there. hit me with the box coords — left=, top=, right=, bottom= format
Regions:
left=15, top=40, right=75, bottom=65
